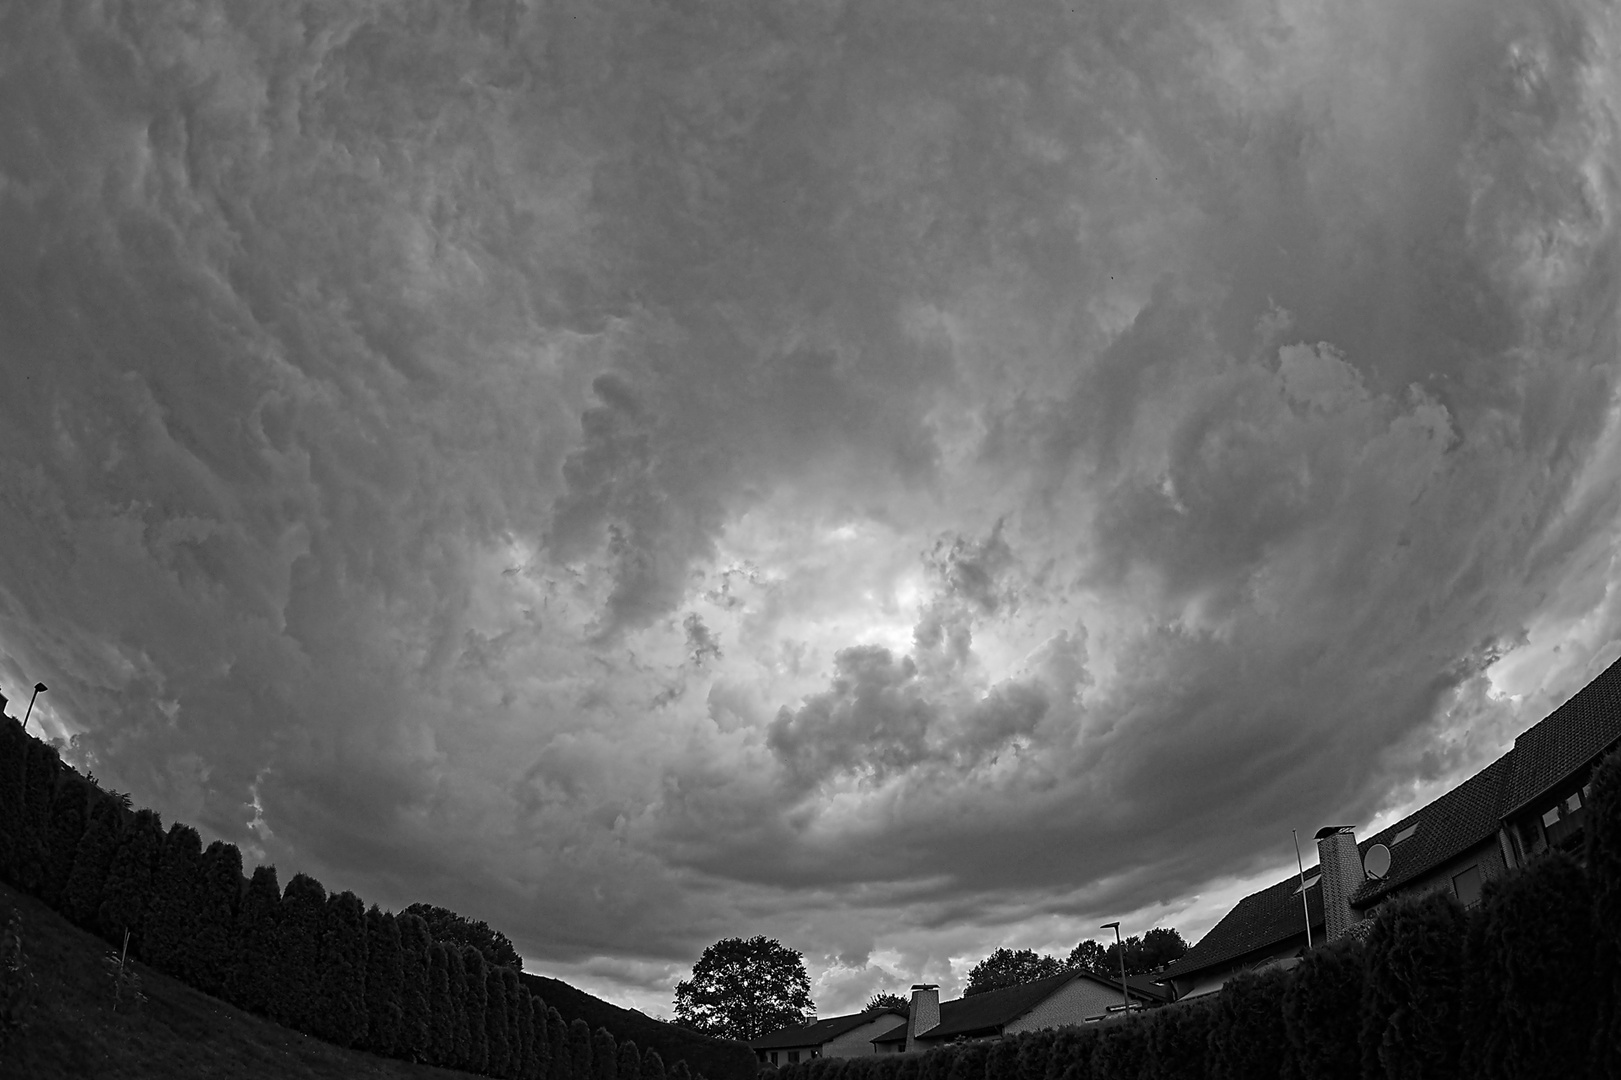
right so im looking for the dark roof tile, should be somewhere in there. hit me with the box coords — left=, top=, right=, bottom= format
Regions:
left=1501, top=655, right=1621, bottom=814
left=750, top=1009, right=904, bottom=1050
left=1161, top=874, right=1322, bottom=980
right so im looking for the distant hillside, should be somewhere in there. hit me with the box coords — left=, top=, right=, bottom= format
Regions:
left=0, top=878, right=472, bottom=1079
left=519, top=973, right=754, bottom=1080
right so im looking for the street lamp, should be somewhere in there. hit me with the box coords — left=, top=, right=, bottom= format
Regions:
left=1100, top=921, right=1129, bottom=1017
left=23, top=683, right=46, bottom=734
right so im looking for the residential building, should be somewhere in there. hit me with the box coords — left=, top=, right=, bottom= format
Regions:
left=751, top=1008, right=908, bottom=1066
left=1162, top=653, right=1621, bottom=1000
left=869, top=973, right=1169, bottom=1054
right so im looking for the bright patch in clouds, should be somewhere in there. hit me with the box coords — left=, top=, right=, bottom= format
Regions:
left=0, top=0, right=1618, bottom=1015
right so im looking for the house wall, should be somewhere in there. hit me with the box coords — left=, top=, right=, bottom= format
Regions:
left=1165, top=930, right=1310, bottom=1002
left=1005, top=976, right=1135, bottom=1031
left=1360, top=836, right=1506, bottom=915
left=821, top=1015, right=907, bottom=1058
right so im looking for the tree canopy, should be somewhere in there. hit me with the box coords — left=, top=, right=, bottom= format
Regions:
left=1068, top=928, right=1189, bottom=977
left=865, top=991, right=909, bottom=1013
left=673, top=936, right=813, bottom=1041
left=964, top=948, right=1066, bottom=996
left=403, top=901, right=523, bottom=971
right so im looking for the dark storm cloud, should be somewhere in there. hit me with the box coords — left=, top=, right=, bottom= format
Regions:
left=0, top=0, right=1617, bottom=1014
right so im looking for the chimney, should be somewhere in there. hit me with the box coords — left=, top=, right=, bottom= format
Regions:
left=908, top=984, right=939, bottom=1047
left=1315, top=825, right=1365, bottom=941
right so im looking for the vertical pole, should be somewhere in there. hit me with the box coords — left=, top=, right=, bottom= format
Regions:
left=1293, top=829, right=1313, bottom=950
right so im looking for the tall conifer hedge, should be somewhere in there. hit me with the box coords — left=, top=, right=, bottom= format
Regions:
left=0, top=719, right=29, bottom=882
left=192, top=839, right=243, bottom=996
left=315, top=889, right=369, bottom=1048
left=571, top=1016, right=595, bottom=1080
left=1360, top=889, right=1466, bottom=1080
left=427, top=940, right=457, bottom=1066
left=1588, top=748, right=1621, bottom=1076
left=617, top=1036, right=641, bottom=1080
left=18, top=738, right=61, bottom=892
left=363, top=905, right=405, bottom=1056
left=448, top=942, right=475, bottom=1068
left=96, top=806, right=163, bottom=952
left=142, top=822, right=205, bottom=979
left=1282, top=937, right=1364, bottom=1080
left=486, top=959, right=513, bottom=1077
left=400, top=912, right=435, bottom=1060
left=226, top=863, right=280, bottom=1014
left=551, top=1008, right=577, bottom=1080
left=60, top=792, right=122, bottom=929
left=41, top=773, right=91, bottom=907
left=273, top=872, right=328, bottom=1033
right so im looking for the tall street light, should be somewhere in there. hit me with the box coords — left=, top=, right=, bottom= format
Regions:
left=1100, top=921, right=1129, bottom=1017
left=23, top=683, right=46, bottom=734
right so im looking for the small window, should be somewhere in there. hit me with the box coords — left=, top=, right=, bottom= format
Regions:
left=788, top=1052, right=800, bottom=1065
left=1294, top=873, right=1320, bottom=894
left=1566, top=792, right=1583, bottom=813
left=1453, top=865, right=1483, bottom=907
left=1542, top=805, right=1562, bottom=829
left=770, top=1053, right=779, bottom=1065
left=1584, top=782, right=1593, bottom=801
left=1392, top=823, right=1418, bottom=846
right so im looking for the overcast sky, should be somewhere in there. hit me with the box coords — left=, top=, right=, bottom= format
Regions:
left=2, top=0, right=1619, bottom=1019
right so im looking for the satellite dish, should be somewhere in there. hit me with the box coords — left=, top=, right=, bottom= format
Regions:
left=1364, top=843, right=1392, bottom=880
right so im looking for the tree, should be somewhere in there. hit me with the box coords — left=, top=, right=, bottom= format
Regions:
left=427, top=941, right=457, bottom=1066
left=617, top=1036, right=642, bottom=1080
left=315, top=890, right=370, bottom=1048
left=460, top=946, right=489, bottom=1072
left=1587, top=747, right=1621, bottom=1078
left=96, top=807, right=163, bottom=953
left=595, top=1026, right=619, bottom=1080
left=504, top=968, right=525, bottom=1078
left=226, top=864, right=280, bottom=1014
left=273, top=872, right=328, bottom=1033
left=1281, top=936, right=1363, bottom=1080
left=60, top=793, right=123, bottom=929
left=399, top=912, right=434, bottom=1060
left=673, top=936, right=814, bottom=1040
left=363, top=906, right=405, bottom=1055
left=528, top=996, right=552, bottom=1080
left=142, top=822, right=204, bottom=979
left=190, top=840, right=243, bottom=996
left=1360, top=890, right=1466, bottom=1080
left=402, top=901, right=523, bottom=970
left=549, top=1006, right=574, bottom=1080
left=641, top=1047, right=666, bottom=1080
left=486, top=958, right=513, bottom=1077
left=864, top=992, right=909, bottom=1013
left=514, top=985, right=537, bottom=1080
left=0, top=719, right=30, bottom=884
left=964, top=947, right=1065, bottom=996
left=42, top=773, right=92, bottom=908
left=571, top=1017, right=594, bottom=1080
left=18, top=739, right=62, bottom=893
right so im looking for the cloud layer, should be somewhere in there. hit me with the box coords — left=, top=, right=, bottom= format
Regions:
left=1, top=0, right=1618, bottom=1012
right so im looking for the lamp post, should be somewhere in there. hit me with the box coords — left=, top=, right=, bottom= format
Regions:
left=1100, top=921, right=1129, bottom=1017
left=23, top=683, right=46, bottom=734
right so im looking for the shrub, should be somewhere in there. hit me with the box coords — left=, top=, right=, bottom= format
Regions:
left=427, top=940, right=457, bottom=1066
left=1587, top=748, right=1621, bottom=1077
left=272, top=871, right=328, bottom=1033
left=0, top=906, right=38, bottom=1050
left=1465, top=850, right=1595, bottom=1080
left=95, top=807, right=163, bottom=953
left=1208, top=968, right=1292, bottom=1080
left=18, top=740, right=62, bottom=893
left=641, top=1043, right=666, bottom=1080
left=507, top=969, right=526, bottom=1078
left=0, top=721, right=30, bottom=883
left=671, top=1060, right=694, bottom=1080
left=60, top=793, right=123, bottom=929
left=1283, top=938, right=1364, bottom=1080
left=529, top=996, right=552, bottom=1080
left=139, top=822, right=204, bottom=978
left=1043, top=1027, right=1096, bottom=1080
left=945, top=1040, right=989, bottom=1080
left=1149, top=1000, right=1216, bottom=1080
left=1015, top=1028, right=1055, bottom=1080
left=399, top=912, right=434, bottom=1059
left=191, top=840, right=242, bottom=996
left=596, top=1026, right=621, bottom=1080
left=572, top=1016, right=596, bottom=1080
left=513, top=985, right=536, bottom=1079
left=465, top=946, right=492, bottom=1072
left=447, top=944, right=475, bottom=1067
left=225, top=864, right=280, bottom=1014
left=986, top=1033, right=1020, bottom=1080
left=551, top=1007, right=576, bottom=1080
left=1360, top=890, right=1466, bottom=1080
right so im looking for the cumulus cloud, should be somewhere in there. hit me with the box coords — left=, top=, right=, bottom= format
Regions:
left=0, top=0, right=1617, bottom=1015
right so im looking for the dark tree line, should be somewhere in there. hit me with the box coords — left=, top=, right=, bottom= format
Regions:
left=0, top=714, right=728, bottom=1080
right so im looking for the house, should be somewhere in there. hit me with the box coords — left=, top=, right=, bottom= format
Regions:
left=750, top=1007, right=908, bottom=1066
left=1162, top=653, right=1621, bottom=1000
left=869, top=973, right=1170, bottom=1054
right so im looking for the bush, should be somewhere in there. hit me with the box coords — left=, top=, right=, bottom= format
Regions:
left=618, top=1036, right=643, bottom=1080
left=1587, top=749, right=1621, bottom=1077
left=513, top=986, right=536, bottom=1079
left=139, top=822, right=203, bottom=978
left=529, top=996, right=553, bottom=1080
left=572, top=1017, right=596, bottom=1080
left=1015, top=1028, right=1055, bottom=1080
left=60, top=793, right=123, bottom=929
left=191, top=840, right=242, bottom=996
left=1208, top=969, right=1293, bottom=1080
left=596, top=1025, right=620, bottom=1080
left=465, top=946, right=491, bottom=1072
left=986, top=1033, right=1020, bottom=1080
left=1044, top=1026, right=1097, bottom=1080
left=315, top=890, right=369, bottom=1048
left=642, top=1044, right=667, bottom=1080
left=1283, top=938, right=1365, bottom=1080
left=551, top=1007, right=576, bottom=1080
left=18, top=740, right=62, bottom=893
left=0, top=721, right=30, bottom=884
left=225, top=864, right=280, bottom=1014
left=1464, top=850, right=1595, bottom=1080
left=1360, top=890, right=1466, bottom=1080
left=506, top=969, right=526, bottom=1077
left=447, top=944, right=474, bottom=1067
left=1149, top=1000, right=1215, bottom=1080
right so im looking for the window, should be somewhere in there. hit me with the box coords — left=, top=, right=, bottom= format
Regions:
left=1393, top=823, right=1418, bottom=846
left=770, top=1053, right=779, bottom=1065
left=788, top=1052, right=800, bottom=1065
left=1452, top=865, right=1483, bottom=907
left=1293, top=873, right=1320, bottom=894
left=1542, top=805, right=1562, bottom=829
left=1566, top=791, right=1583, bottom=813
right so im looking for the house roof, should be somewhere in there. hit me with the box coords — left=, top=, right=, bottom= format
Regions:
left=1500, top=656, right=1621, bottom=815
left=1167, top=653, right=1621, bottom=982
left=1349, top=751, right=1514, bottom=907
left=750, top=1009, right=904, bottom=1050
left=887, top=970, right=1164, bottom=1042
left=871, top=1020, right=908, bottom=1045
left=1161, top=873, right=1323, bottom=981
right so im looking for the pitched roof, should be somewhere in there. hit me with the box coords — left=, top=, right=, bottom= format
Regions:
left=750, top=1009, right=904, bottom=1050
left=1161, top=873, right=1323, bottom=980
left=871, top=1020, right=908, bottom=1044
left=1167, top=653, right=1621, bottom=981
left=1500, top=655, right=1621, bottom=815
left=905, top=970, right=1164, bottom=1041
left=1349, top=751, right=1514, bottom=907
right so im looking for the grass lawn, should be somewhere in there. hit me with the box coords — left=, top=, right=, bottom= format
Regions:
left=0, top=878, right=478, bottom=1079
